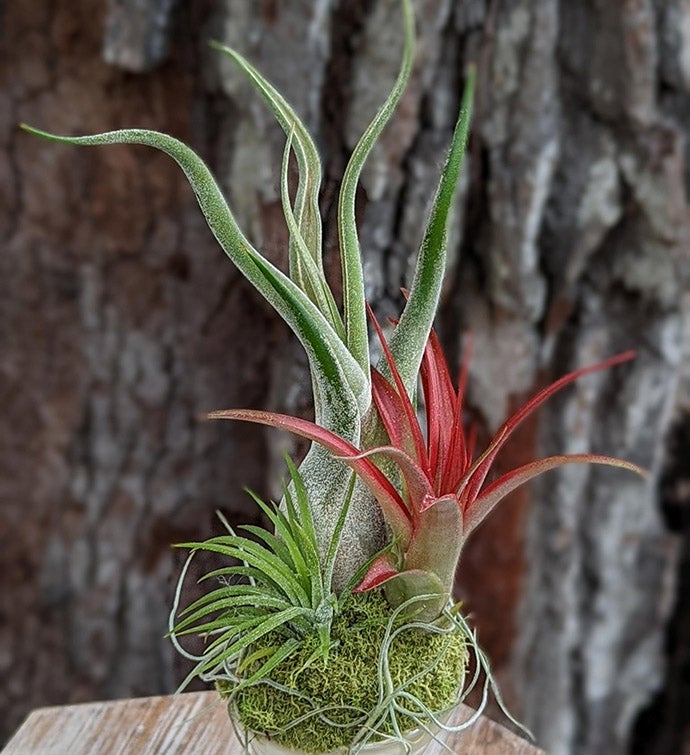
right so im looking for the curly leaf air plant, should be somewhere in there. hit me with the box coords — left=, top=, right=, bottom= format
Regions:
left=23, top=0, right=646, bottom=751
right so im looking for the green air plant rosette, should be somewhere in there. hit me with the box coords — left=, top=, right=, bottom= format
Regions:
left=166, top=459, right=510, bottom=753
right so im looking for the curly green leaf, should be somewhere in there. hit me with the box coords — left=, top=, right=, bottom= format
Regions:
left=337, top=0, right=415, bottom=376
left=20, top=124, right=368, bottom=429
left=210, top=40, right=323, bottom=269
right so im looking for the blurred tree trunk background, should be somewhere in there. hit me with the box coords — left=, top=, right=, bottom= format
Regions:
left=1, top=1, right=688, bottom=753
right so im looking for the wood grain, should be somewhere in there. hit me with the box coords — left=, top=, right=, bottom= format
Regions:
left=3, top=692, right=544, bottom=754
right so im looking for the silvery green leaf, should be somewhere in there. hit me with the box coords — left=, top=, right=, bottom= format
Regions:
left=21, top=125, right=369, bottom=433
left=337, top=0, right=415, bottom=377
left=210, top=41, right=323, bottom=271
left=386, top=65, right=476, bottom=394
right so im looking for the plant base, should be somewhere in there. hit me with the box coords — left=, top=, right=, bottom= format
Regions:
left=223, top=592, right=468, bottom=754
left=233, top=715, right=452, bottom=755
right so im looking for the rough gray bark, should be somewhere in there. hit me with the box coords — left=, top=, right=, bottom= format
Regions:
left=510, top=2, right=688, bottom=751
left=1, top=0, right=273, bottom=740
left=103, top=0, right=179, bottom=72
left=2, top=1, right=688, bottom=753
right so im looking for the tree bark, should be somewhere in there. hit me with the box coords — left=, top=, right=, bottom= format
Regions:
left=2, top=1, right=688, bottom=753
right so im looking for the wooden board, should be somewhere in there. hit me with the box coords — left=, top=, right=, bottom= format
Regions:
left=3, top=692, right=545, bottom=754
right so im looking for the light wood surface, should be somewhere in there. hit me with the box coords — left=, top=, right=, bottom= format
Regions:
left=3, top=691, right=545, bottom=754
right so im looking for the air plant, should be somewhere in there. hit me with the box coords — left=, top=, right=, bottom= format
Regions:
left=22, top=0, right=646, bottom=749
left=22, top=0, right=439, bottom=594
left=212, top=318, right=645, bottom=622
left=169, top=457, right=364, bottom=694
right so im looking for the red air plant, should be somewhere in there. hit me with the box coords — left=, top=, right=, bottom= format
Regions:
left=210, top=313, right=646, bottom=620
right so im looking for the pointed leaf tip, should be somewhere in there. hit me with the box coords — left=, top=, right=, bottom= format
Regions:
left=353, top=554, right=400, bottom=593
left=465, top=453, right=649, bottom=536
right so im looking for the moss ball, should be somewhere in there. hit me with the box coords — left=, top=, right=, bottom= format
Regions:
left=229, top=591, right=468, bottom=753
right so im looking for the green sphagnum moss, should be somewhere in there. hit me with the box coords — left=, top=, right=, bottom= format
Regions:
left=224, top=591, right=468, bottom=752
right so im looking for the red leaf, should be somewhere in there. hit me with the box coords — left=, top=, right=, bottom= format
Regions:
left=441, top=331, right=473, bottom=490
left=420, top=330, right=457, bottom=488
left=459, top=351, right=637, bottom=504
left=499, top=352, right=636, bottom=441
left=208, top=408, right=413, bottom=543
left=353, top=554, right=400, bottom=592
left=371, top=369, right=418, bottom=459
left=464, top=453, right=648, bottom=535
left=457, top=426, right=509, bottom=511
left=343, top=445, right=435, bottom=519
left=367, top=303, right=430, bottom=476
